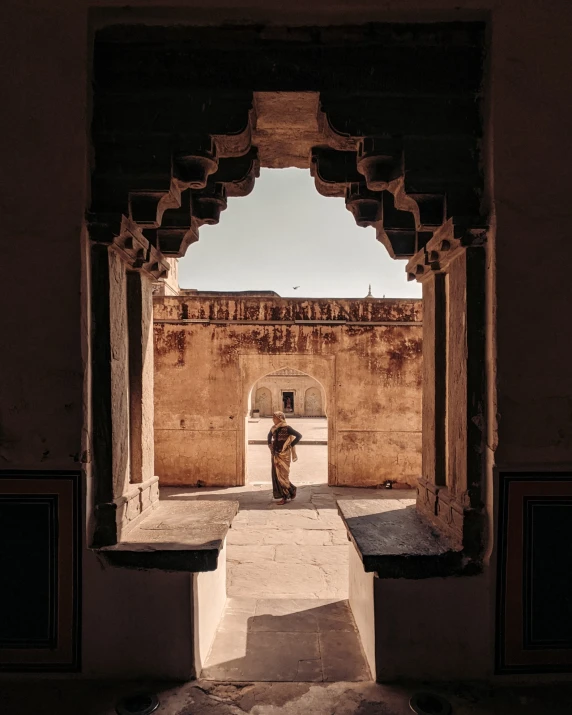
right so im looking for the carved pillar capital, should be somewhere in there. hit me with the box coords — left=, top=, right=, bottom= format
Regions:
left=405, top=248, right=433, bottom=283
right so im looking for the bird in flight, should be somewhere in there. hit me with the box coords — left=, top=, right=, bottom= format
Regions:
left=292, top=286, right=300, bottom=290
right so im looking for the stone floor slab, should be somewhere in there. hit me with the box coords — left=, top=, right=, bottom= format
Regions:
left=319, top=630, right=371, bottom=682
left=202, top=598, right=369, bottom=683
left=261, top=528, right=333, bottom=546
left=227, top=561, right=327, bottom=599
left=227, top=545, right=276, bottom=562
left=217, top=599, right=258, bottom=633
left=159, top=477, right=415, bottom=684
left=226, top=528, right=269, bottom=546
left=226, top=597, right=257, bottom=613
left=202, top=631, right=321, bottom=681
left=274, top=544, right=349, bottom=566
left=295, top=658, right=323, bottom=681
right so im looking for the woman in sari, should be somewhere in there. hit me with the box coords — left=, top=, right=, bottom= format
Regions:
left=268, top=410, right=302, bottom=505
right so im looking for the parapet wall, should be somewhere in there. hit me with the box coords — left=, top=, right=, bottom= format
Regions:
left=153, top=293, right=423, bottom=487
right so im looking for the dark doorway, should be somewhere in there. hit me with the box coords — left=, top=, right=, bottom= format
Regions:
left=282, top=391, right=294, bottom=413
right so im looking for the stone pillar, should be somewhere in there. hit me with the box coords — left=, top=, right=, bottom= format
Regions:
left=416, top=270, right=446, bottom=523
left=89, top=224, right=169, bottom=546
left=127, top=271, right=155, bottom=485
left=109, top=249, right=131, bottom=501
left=439, top=243, right=486, bottom=555
left=91, top=243, right=115, bottom=545
left=408, top=222, right=486, bottom=553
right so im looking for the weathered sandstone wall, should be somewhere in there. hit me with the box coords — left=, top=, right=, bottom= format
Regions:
left=153, top=293, right=422, bottom=487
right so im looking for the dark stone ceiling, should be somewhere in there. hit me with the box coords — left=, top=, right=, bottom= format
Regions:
left=90, top=23, right=486, bottom=261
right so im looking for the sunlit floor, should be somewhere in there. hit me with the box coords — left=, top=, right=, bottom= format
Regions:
left=201, top=478, right=382, bottom=681
left=198, top=432, right=415, bottom=682
left=201, top=598, right=370, bottom=682
left=225, top=479, right=353, bottom=601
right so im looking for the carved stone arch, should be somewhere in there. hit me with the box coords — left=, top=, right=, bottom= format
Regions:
left=90, top=23, right=487, bottom=266
left=88, top=21, right=488, bottom=546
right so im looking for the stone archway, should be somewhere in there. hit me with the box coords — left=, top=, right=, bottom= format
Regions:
left=89, top=22, right=487, bottom=558
left=239, top=355, right=334, bottom=486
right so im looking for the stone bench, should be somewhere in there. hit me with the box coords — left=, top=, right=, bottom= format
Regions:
left=337, top=498, right=484, bottom=682
left=99, top=499, right=238, bottom=572
left=99, top=498, right=239, bottom=674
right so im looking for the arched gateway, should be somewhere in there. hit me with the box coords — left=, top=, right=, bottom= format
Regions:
left=81, top=21, right=493, bottom=685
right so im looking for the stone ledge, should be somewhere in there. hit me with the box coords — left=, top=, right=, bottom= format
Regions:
left=337, top=498, right=479, bottom=579
left=98, top=499, right=239, bottom=572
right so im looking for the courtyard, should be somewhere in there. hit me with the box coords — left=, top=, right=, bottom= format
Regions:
left=161, top=416, right=410, bottom=682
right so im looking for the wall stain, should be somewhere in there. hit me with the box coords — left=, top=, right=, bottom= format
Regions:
left=155, top=326, right=187, bottom=367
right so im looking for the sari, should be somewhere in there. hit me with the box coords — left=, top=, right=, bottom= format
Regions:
left=269, top=417, right=300, bottom=500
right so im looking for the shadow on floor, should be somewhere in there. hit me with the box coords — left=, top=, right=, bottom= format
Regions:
left=201, top=599, right=370, bottom=682
left=160, top=484, right=412, bottom=512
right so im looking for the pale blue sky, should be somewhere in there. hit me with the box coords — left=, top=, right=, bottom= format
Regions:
left=178, top=168, right=421, bottom=299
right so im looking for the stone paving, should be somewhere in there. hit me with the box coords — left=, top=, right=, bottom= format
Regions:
left=169, top=439, right=415, bottom=683
left=163, top=437, right=416, bottom=684
left=226, top=479, right=357, bottom=601
left=194, top=478, right=380, bottom=681
left=201, top=598, right=370, bottom=682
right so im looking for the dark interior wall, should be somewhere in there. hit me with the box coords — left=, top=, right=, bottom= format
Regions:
left=0, top=5, right=87, bottom=470
left=492, top=4, right=572, bottom=468
left=2, top=0, right=572, bottom=677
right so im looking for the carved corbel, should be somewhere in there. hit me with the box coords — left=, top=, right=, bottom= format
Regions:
left=409, top=194, right=447, bottom=231
left=310, top=148, right=361, bottom=198
left=108, top=216, right=150, bottom=268
left=158, top=221, right=200, bottom=256
left=405, top=247, right=431, bottom=283
left=421, top=219, right=487, bottom=272
left=114, top=235, right=147, bottom=268
left=128, top=181, right=181, bottom=229
left=159, top=189, right=197, bottom=256
left=374, top=225, right=396, bottom=260
left=316, top=105, right=357, bottom=152
left=345, top=183, right=382, bottom=227
left=172, top=136, right=219, bottom=190
left=356, top=137, right=403, bottom=192
left=213, top=104, right=257, bottom=158
left=192, top=183, right=228, bottom=225
left=213, top=149, right=260, bottom=198
left=92, top=213, right=171, bottom=278
left=143, top=191, right=200, bottom=257
left=138, top=244, right=171, bottom=281
left=379, top=191, right=417, bottom=257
